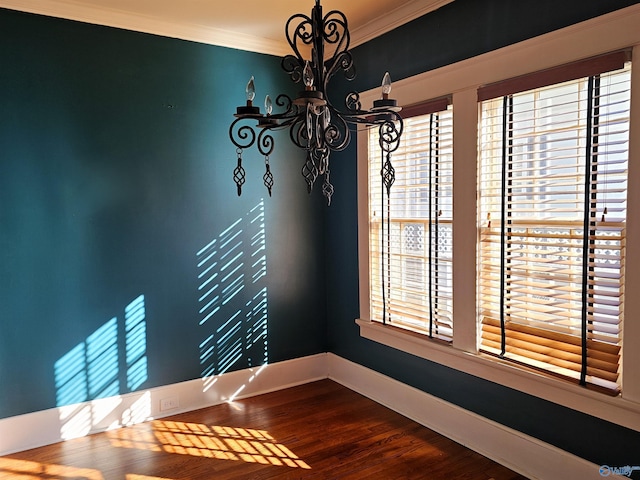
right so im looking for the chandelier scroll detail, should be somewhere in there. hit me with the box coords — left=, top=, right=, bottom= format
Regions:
left=229, top=0, right=403, bottom=205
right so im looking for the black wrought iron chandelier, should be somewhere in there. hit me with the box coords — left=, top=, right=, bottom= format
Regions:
left=229, top=0, right=403, bottom=205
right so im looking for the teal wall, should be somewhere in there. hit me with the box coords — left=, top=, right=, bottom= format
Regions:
left=0, top=8, right=326, bottom=418
left=325, top=0, right=640, bottom=470
left=2, top=0, right=640, bottom=470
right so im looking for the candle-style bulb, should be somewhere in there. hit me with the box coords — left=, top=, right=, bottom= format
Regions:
left=246, top=76, right=255, bottom=102
left=303, top=61, right=315, bottom=88
left=381, top=72, right=392, bottom=97
left=265, top=95, right=273, bottom=115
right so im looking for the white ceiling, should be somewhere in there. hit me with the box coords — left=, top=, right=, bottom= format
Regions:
left=0, top=0, right=453, bottom=55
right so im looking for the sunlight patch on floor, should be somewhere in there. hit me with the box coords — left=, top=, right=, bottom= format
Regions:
left=0, top=457, right=104, bottom=479
left=108, top=421, right=311, bottom=469
left=126, top=475, right=175, bottom=480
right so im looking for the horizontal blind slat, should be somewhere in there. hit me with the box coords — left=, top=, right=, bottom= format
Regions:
left=369, top=106, right=454, bottom=341
left=478, top=62, right=628, bottom=393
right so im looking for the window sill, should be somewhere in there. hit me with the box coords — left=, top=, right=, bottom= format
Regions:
left=356, top=318, right=640, bottom=432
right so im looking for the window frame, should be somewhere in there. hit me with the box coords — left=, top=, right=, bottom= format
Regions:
left=477, top=64, right=630, bottom=395
left=356, top=4, right=640, bottom=432
left=367, top=103, right=454, bottom=342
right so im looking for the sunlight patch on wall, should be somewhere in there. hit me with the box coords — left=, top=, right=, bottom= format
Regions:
left=197, top=201, right=268, bottom=393
left=120, top=391, right=152, bottom=429
left=54, top=318, right=118, bottom=407
left=0, top=457, right=104, bottom=479
left=54, top=295, right=149, bottom=439
left=125, top=296, right=148, bottom=391
left=228, top=363, right=268, bottom=403
left=108, top=420, right=311, bottom=470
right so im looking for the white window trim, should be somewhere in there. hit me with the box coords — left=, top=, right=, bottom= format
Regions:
left=356, top=4, right=640, bottom=432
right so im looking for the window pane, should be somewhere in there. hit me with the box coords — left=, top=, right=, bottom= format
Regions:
left=369, top=107, right=454, bottom=342
left=478, top=64, right=630, bottom=393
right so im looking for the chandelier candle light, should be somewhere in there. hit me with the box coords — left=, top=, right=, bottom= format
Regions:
left=229, top=0, right=404, bottom=205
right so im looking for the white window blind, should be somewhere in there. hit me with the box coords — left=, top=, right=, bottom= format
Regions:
left=369, top=102, right=453, bottom=342
left=478, top=57, right=630, bottom=394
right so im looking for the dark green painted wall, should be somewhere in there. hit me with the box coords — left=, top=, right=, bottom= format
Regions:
left=0, top=8, right=326, bottom=419
left=2, top=0, right=640, bottom=469
left=325, top=0, right=640, bottom=469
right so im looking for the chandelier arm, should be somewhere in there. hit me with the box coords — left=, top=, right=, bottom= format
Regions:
left=319, top=54, right=356, bottom=114
left=334, top=93, right=404, bottom=124
left=327, top=91, right=404, bottom=128
left=257, top=128, right=275, bottom=157
left=326, top=51, right=356, bottom=85
left=282, top=55, right=304, bottom=84
left=343, top=111, right=404, bottom=126
left=344, top=91, right=363, bottom=113
left=289, top=118, right=310, bottom=150
left=263, top=116, right=298, bottom=131
left=323, top=108, right=351, bottom=151
left=229, top=117, right=257, bottom=150
left=275, top=93, right=293, bottom=113
left=259, top=94, right=298, bottom=124
left=378, top=117, right=403, bottom=154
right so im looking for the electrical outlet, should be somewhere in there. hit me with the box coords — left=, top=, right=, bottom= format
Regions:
left=160, top=396, right=179, bottom=411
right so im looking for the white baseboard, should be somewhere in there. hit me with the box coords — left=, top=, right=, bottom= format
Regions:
left=326, top=353, right=603, bottom=480
left=0, top=353, right=328, bottom=456
left=0, top=352, right=605, bottom=480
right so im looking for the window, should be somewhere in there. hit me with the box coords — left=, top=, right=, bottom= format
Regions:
left=356, top=6, right=640, bottom=429
left=368, top=100, right=453, bottom=342
left=478, top=55, right=631, bottom=395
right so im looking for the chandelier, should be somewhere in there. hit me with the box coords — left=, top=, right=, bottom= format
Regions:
left=229, top=0, right=404, bottom=205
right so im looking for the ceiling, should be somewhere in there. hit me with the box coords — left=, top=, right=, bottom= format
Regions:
left=0, top=0, right=453, bottom=55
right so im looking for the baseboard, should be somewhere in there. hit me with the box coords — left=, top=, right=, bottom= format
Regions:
left=0, top=353, right=328, bottom=456
left=326, top=353, right=603, bottom=480
left=0, top=352, right=605, bottom=480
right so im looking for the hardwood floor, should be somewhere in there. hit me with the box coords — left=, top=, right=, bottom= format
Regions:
left=0, top=380, right=528, bottom=479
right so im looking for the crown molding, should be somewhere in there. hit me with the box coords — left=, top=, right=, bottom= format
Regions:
left=0, top=0, right=452, bottom=55
left=350, top=0, right=454, bottom=47
left=0, top=0, right=289, bottom=55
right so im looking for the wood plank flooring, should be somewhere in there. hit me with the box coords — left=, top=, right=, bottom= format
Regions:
left=0, top=380, right=528, bottom=479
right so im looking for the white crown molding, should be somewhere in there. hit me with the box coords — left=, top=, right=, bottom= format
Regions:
left=0, top=0, right=452, bottom=55
left=350, top=0, right=454, bottom=47
left=0, top=0, right=288, bottom=55
left=359, top=3, right=640, bottom=106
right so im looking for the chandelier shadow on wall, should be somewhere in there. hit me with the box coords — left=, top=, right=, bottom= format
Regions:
left=229, top=0, right=404, bottom=205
